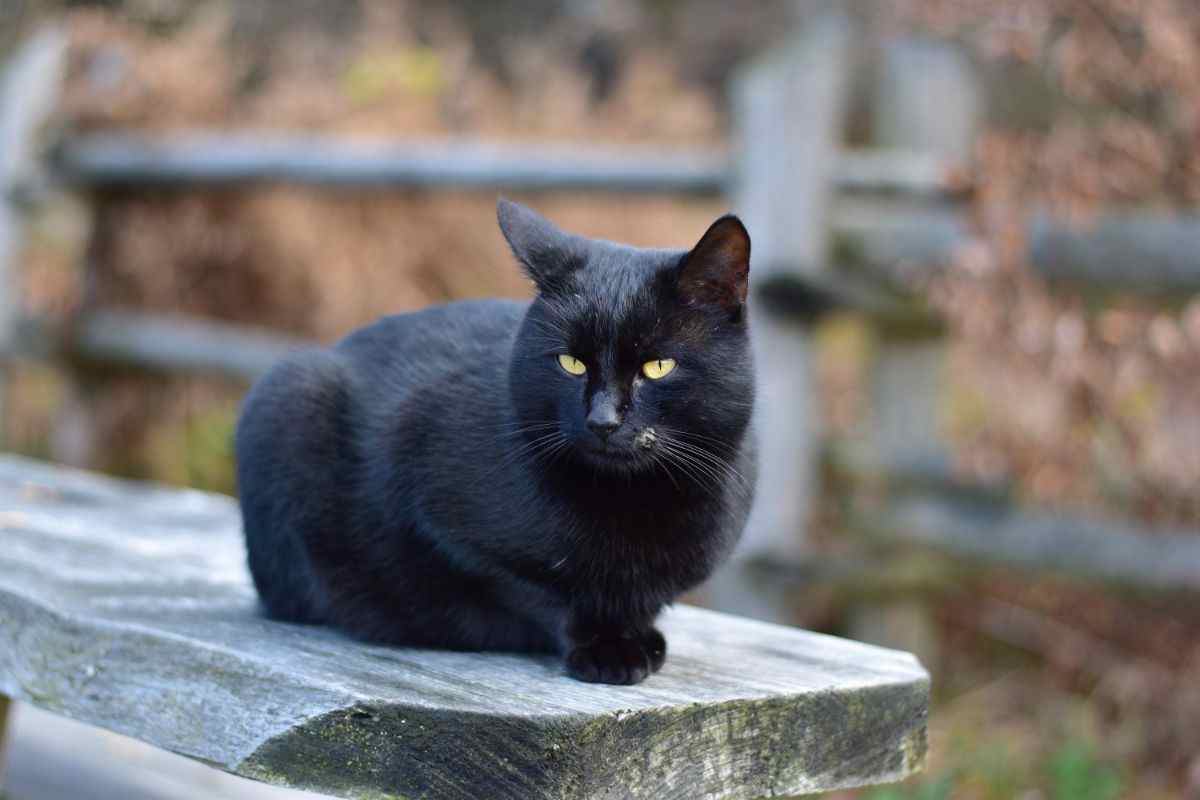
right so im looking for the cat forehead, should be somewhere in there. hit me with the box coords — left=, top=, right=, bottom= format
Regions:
left=538, top=255, right=713, bottom=352
left=577, top=241, right=681, bottom=291
left=544, top=245, right=679, bottom=323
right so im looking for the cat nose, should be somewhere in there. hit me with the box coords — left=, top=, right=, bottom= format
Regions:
left=586, top=395, right=621, bottom=441
left=587, top=418, right=620, bottom=441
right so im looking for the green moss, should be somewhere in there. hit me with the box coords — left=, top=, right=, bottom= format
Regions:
left=1047, top=741, right=1123, bottom=800
left=237, top=672, right=927, bottom=799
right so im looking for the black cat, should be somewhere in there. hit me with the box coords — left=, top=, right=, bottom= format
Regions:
left=235, top=199, right=756, bottom=685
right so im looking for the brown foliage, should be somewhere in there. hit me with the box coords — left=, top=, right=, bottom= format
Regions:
left=887, top=0, right=1200, bottom=526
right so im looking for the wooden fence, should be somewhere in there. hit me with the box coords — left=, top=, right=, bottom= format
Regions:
left=1, top=17, right=1198, bottom=641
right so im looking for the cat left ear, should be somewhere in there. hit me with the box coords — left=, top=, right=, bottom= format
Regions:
left=678, top=214, right=750, bottom=316
left=497, top=198, right=580, bottom=294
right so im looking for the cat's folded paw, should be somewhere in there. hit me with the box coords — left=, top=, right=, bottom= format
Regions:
left=642, top=627, right=667, bottom=673
left=566, top=629, right=667, bottom=685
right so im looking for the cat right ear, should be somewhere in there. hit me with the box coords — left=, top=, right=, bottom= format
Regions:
left=497, top=199, right=580, bottom=294
left=677, top=214, right=751, bottom=317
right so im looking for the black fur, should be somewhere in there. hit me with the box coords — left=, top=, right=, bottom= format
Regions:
left=236, top=200, right=756, bottom=685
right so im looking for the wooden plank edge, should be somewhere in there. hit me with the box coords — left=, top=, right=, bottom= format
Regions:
left=0, top=578, right=928, bottom=800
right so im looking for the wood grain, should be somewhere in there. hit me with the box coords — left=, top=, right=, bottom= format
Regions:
left=0, top=455, right=928, bottom=799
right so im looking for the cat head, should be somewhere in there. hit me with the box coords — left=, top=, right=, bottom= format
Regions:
left=501, top=199, right=754, bottom=477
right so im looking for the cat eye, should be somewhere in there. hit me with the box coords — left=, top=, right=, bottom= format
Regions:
left=642, top=358, right=677, bottom=380
left=557, top=354, right=587, bottom=376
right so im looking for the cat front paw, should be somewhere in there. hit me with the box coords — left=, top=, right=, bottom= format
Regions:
left=566, top=628, right=667, bottom=685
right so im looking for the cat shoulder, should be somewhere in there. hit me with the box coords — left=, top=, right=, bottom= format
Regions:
left=335, top=299, right=526, bottom=351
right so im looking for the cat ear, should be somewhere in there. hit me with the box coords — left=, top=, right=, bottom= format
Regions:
left=497, top=198, right=580, bottom=294
left=677, top=214, right=750, bottom=315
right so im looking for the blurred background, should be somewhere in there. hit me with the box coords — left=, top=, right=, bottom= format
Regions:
left=2, top=1, right=1199, bottom=798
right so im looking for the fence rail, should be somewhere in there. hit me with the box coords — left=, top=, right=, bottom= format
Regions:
left=14, top=310, right=307, bottom=381
left=870, top=489, right=1200, bottom=594
left=828, top=448, right=1200, bottom=595
left=52, top=136, right=1200, bottom=296
left=57, top=133, right=967, bottom=198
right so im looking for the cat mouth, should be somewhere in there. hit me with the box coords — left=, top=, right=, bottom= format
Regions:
left=578, top=426, right=660, bottom=469
left=582, top=444, right=631, bottom=458
left=579, top=443, right=640, bottom=467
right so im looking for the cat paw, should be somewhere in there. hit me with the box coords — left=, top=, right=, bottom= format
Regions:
left=566, top=629, right=667, bottom=685
left=642, top=627, right=667, bottom=673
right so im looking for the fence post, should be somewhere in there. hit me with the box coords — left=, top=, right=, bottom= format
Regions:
left=846, top=36, right=980, bottom=664
left=0, top=29, right=66, bottom=448
left=701, top=12, right=853, bottom=623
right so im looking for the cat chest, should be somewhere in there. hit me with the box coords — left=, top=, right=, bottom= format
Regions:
left=559, top=517, right=721, bottom=592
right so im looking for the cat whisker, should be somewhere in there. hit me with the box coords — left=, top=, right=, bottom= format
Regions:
left=539, top=437, right=574, bottom=470
left=483, top=430, right=567, bottom=480
left=662, top=431, right=744, bottom=474
left=653, top=444, right=719, bottom=497
left=492, top=421, right=560, bottom=436
left=654, top=426, right=742, bottom=457
left=647, top=450, right=683, bottom=492
left=655, top=428, right=734, bottom=462
left=657, top=431, right=739, bottom=462
left=665, top=447, right=724, bottom=487
left=654, top=435, right=750, bottom=498
left=668, top=442, right=750, bottom=490
left=492, top=420, right=558, bottom=428
left=523, top=432, right=575, bottom=471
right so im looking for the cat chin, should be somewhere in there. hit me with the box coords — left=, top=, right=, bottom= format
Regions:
left=574, top=445, right=654, bottom=474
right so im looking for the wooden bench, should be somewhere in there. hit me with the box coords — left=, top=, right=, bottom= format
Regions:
left=0, top=454, right=928, bottom=799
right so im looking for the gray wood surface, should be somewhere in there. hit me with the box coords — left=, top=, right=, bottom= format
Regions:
left=858, top=480, right=1200, bottom=595
left=0, top=454, right=929, bottom=799
left=16, top=309, right=310, bottom=381
left=832, top=204, right=1200, bottom=299
left=861, top=33, right=979, bottom=479
left=56, top=134, right=959, bottom=199
left=1029, top=213, right=1200, bottom=298
left=872, top=38, right=980, bottom=162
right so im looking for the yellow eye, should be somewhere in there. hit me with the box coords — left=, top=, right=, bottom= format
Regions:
left=557, top=354, right=587, bottom=376
left=642, top=358, right=676, bottom=380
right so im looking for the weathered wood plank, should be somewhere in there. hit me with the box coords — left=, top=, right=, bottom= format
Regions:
left=832, top=205, right=1200, bottom=300
left=858, top=482, right=1200, bottom=595
left=829, top=444, right=1200, bottom=594
left=1029, top=213, right=1200, bottom=299
left=56, top=134, right=962, bottom=199
left=0, top=455, right=929, bottom=799
left=860, top=33, right=979, bottom=475
left=58, top=135, right=727, bottom=195
left=15, top=309, right=310, bottom=380
left=872, top=38, right=980, bottom=163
